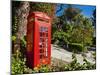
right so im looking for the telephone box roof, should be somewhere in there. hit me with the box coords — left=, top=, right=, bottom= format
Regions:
left=30, top=12, right=50, bottom=20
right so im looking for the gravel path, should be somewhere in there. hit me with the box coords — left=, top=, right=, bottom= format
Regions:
left=51, top=44, right=95, bottom=64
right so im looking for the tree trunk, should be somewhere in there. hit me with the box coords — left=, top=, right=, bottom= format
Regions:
left=13, top=1, right=30, bottom=53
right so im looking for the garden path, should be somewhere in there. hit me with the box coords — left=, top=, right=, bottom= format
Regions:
left=51, top=44, right=95, bottom=64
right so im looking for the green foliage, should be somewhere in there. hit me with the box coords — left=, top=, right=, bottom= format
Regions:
left=68, top=43, right=85, bottom=53
left=30, top=2, right=55, bottom=18
left=12, top=51, right=96, bottom=74
left=33, top=54, right=96, bottom=72
left=11, top=50, right=26, bottom=75
left=68, top=25, right=83, bottom=43
left=39, top=65, right=50, bottom=73
left=21, top=36, right=26, bottom=47
left=11, top=35, right=16, bottom=42
left=52, top=30, right=69, bottom=44
left=11, top=50, right=34, bottom=75
left=12, top=1, right=20, bottom=35
left=64, top=54, right=96, bottom=71
left=20, top=36, right=27, bottom=57
left=92, top=52, right=96, bottom=60
left=52, top=11, right=94, bottom=52
left=12, top=16, right=19, bottom=35
left=82, top=58, right=96, bottom=69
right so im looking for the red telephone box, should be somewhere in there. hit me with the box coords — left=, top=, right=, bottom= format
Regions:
left=26, top=12, right=51, bottom=68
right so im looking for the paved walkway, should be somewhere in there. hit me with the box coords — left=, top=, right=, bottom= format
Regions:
left=51, top=44, right=95, bottom=64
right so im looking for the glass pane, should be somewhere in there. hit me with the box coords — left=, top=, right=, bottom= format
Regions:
left=39, top=42, right=42, bottom=48
left=46, top=33, right=48, bottom=37
left=46, top=52, right=48, bottom=57
left=40, top=49, right=44, bottom=53
left=39, top=26, right=48, bottom=59
left=40, top=32, right=43, bottom=37
left=40, top=55, right=43, bottom=59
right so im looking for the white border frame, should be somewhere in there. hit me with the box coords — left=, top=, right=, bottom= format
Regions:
left=0, top=0, right=100, bottom=75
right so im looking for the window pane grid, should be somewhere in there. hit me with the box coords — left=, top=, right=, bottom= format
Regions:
left=39, top=26, right=48, bottom=60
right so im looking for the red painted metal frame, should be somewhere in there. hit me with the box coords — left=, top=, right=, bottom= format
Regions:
left=26, top=12, right=51, bottom=68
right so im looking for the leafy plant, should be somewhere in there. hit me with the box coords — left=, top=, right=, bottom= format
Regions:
left=92, top=52, right=96, bottom=60
left=11, top=36, right=16, bottom=42
left=11, top=50, right=33, bottom=75
left=11, top=50, right=26, bottom=75
left=39, top=65, right=50, bottom=73
left=68, top=43, right=83, bottom=53
left=12, top=51, right=96, bottom=74
left=64, top=53, right=96, bottom=71
left=20, top=36, right=27, bottom=57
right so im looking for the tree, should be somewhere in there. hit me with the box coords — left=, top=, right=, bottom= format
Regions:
left=12, top=1, right=30, bottom=53
left=52, top=5, right=94, bottom=52
left=64, top=5, right=81, bottom=22
left=30, top=2, right=56, bottom=20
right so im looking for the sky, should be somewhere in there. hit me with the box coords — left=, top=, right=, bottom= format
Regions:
left=56, top=4, right=96, bottom=18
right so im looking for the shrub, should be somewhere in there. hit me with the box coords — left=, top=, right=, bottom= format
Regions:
left=11, top=50, right=33, bottom=75
left=20, top=36, right=27, bottom=57
left=11, top=51, right=96, bottom=74
left=64, top=53, right=96, bottom=71
left=11, top=51, right=26, bottom=75
left=39, top=65, right=50, bottom=73
left=52, top=30, right=69, bottom=44
left=68, top=43, right=83, bottom=53
left=92, top=52, right=96, bottom=60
